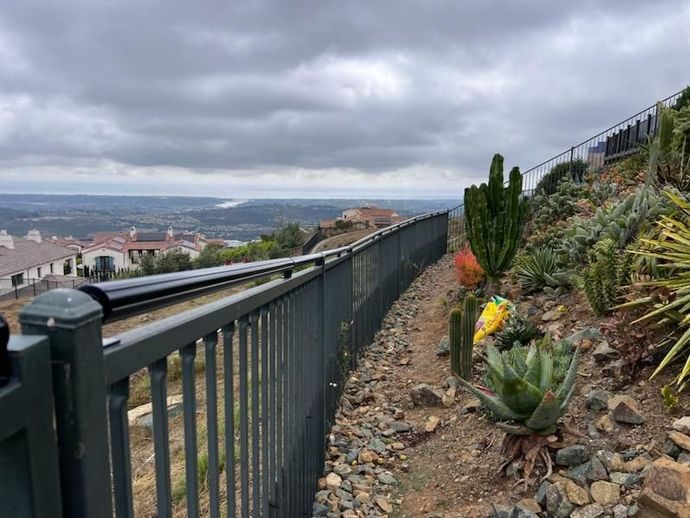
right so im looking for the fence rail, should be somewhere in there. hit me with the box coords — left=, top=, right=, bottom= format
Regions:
left=1, top=209, right=448, bottom=518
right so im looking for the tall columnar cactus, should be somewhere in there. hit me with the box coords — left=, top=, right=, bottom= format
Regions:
left=464, top=154, right=527, bottom=286
left=449, top=294, right=478, bottom=380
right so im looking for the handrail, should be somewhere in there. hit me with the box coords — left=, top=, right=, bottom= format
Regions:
left=79, top=209, right=448, bottom=323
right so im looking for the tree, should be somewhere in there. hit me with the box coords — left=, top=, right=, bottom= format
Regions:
left=193, top=243, right=225, bottom=269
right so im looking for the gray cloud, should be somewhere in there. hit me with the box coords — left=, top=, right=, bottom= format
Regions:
left=0, top=0, right=688, bottom=196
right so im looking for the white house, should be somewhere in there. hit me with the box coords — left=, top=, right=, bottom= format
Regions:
left=0, top=230, right=78, bottom=290
left=82, top=226, right=209, bottom=274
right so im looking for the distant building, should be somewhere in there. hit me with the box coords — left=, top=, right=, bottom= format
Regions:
left=341, top=207, right=401, bottom=228
left=0, top=229, right=78, bottom=290
left=50, top=236, right=93, bottom=253
left=82, top=226, right=210, bottom=274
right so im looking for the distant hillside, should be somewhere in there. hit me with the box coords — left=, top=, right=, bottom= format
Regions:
left=0, top=194, right=460, bottom=241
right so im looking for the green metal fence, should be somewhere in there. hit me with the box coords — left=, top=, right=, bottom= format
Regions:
left=0, top=210, right=448, bottom=518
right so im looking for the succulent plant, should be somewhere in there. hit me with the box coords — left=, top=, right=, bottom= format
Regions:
left=493, top=312, right=543, bottom=351
left=449, top=294, right=478, bottom=380
left=464, top=153, right=528, bottom=285
left=514, top=247, right=573, bottom=295
left=458, top=338, right=580, bottom=436
left=580, top=238, right=630, bottom=316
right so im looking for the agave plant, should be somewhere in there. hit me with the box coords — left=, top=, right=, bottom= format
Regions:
left=493, top=312, right=543, bottom=350
left=514, top=247, right=572, bottom=295
left=458, top=338, right=579, bottom=482
left=621, top=191, right=690, bottom=386
left=459, top=339, right=579, bottom=436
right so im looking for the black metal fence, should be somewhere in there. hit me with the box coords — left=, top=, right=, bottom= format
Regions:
left=0, top=210, right=447, bottom=518
left=0, top=276, right=92, bottom=301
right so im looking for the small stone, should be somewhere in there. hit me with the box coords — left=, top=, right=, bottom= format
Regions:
left=545, top=482, right=575, bottom=518
left=516, top=498, right=541, bottom=514
left=325, top=472, right=342, bottom=491
left=668, top=430, right=690, bottom=451
left=425, top=415, right=440, bottom=432
left=564, top=479, right=591, bottom=505
left=511, top=506, right=538, bottom=518
left=391, top=442, right=405, bottom=451
left=410, top=383, right=443, bottom=407
left=588, top=456, right=609, bottom=482
left=542, top=308, right=565, bottom=322
left=389, top=421, right=411, bottom=433
left=442, top=388, right=456, bottom=407
left=590, top=481, right=621, bottom=506
left=610, top=472, right=640, bottom=487
left=593, top=342, right=620, bottom=362
left=377, top=473, right=397, bottom=485
left=556, top=445, right=591, bottom=467
left=491, top=504, right=513, bottom=518
left=609, top=396, right=645, bottom=425
left=461, top=398, right=482, bottom=414
left=313, top=502, right=330, bottom=516
left=595, top=414, right=615, bottom=433
left=612, top=504, right=628, bottom=518
left=571, top=503, right=604, bottom=518
left=444, top=376, right=460, bottom=390
left=436, top=336, right=449, bottom=357
left=596, top=450, right=627, bottom=472
left=673, top=416, right=690, bottom=435
left=624, top=454, right=651, bottom=473
left=586, top=390, right=613, bottom=411
left=535, top=481, right=550, bottom=505
left=663, top=438, right=683, bottom=459
left=566, top=462, right=591, bottom=486
left=565, top=327, right=603, bottom=346
left=678, top=452, right=690, bottom=466
left=374, top=496, right=392, bottom=513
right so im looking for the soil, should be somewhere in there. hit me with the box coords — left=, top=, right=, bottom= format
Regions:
left=321, top=254, right=686, bottom=517
left=312, top=229, right=378, bottom=252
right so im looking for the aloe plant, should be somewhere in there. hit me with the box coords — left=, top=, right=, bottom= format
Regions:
left=458, top=339, right=580, bottom=435
left=464, top=153, right=527, bottom=288
left=514, top=247, right=572, bottom=295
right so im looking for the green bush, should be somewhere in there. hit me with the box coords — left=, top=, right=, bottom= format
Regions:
left=535, top=159, right=588, bottom=196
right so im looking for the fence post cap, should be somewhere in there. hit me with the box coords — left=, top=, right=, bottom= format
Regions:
left=19, top=288, right=103, bottom=328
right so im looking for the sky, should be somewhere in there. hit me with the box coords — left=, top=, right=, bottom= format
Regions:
left=0, top=1, right=688, bottom=199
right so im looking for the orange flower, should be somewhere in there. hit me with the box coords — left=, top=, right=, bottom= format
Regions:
left=454, top=247, right=485, bottom=289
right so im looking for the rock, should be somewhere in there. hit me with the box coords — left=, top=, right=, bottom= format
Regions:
left=377, top=472, right=397, bottom=485
left=516, top=498, right=541, bottom=514
left=673, top=416, right=690, bottom=435
left=444, top=376, right=460, bottom=390
left=128, top=395, right=183, bottom=435
left=624, top=454, right=652, bottom=473
left=556, top=445, right=591, bottom=467
left=588, top=456, right=609, bottom=482
left=595, top=414, right=615, bottom=433
left=410, top=383, right=443, bottom=407
left=596, top=450, right=627, bottom=472
left=664, top=438, right=683, bottom=459
left=436, top=336, right=449, bottom=357
left=535, top=481, right=550, bottom=505
left=678, top=452, right=690, bottom=466
left=545, top=482, right=575, bottom=518
left=389, top=420, right=411, bottom=433
left=669, top=431, right=690, bottom=452
left=567, top=462, right=591, bottom=486
left=542, top=308, right=565, bottom=322
left=325, top=472, right=342, bottom=491
left=609, top=396, right=645, bottom=425
left=374, top=496, right=392, bottom=513
left=612, top=504, right=628, bottom=518
left=593, top=342, right=620, bottom=362
left=610, top=472, right=641, bottom=487
left=639, top=457, right=690, bottom=516
left=461, top=397, right=482, bottom=414
left=564, top=479, right=591, bottom=505
left=590, top=480, right=621, bottom=506
left=510, top=506, right=538, bottom=518
left=442, top=388, right=456, bottom=407
left=425, top=415, right=440, bottom=432
left=586, top=390, right=613, bottom=411
left=313, top=502, right=330, bottom=516
left=491, top=504, right=513, bottom=518
left=571, top=503, right=604, bottom=518
left=565, top=327, right=603, bottom=346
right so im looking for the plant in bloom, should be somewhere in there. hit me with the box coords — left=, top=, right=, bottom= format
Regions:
left=454, top=247, right=485, bottom=289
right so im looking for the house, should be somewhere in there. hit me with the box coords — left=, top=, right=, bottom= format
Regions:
left=0, top=229, right=78, bottom=290
left=341, top=207, right=401, bottom=228
left=82, top=226, right=210, bottom=274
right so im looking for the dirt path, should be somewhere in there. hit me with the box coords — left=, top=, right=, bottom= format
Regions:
left=311, top=229, right=378, bottom=252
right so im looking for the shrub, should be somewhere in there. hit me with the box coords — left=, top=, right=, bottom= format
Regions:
left=464, top=153, right=527, bottom=289
left=454, top=247, right=485, bottom=288
left=535, top=159, right=588, bottom=196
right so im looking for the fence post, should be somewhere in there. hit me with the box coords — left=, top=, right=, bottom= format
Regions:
left=19, top=289, right=112, bottom=518
left=568, top=146, right=575, bottom=178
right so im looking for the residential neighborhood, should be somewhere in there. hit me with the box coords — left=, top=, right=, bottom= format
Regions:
left=319, top=206, right=401, bottom=230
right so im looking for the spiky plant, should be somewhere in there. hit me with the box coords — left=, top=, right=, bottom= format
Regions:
left=581, top=238, right=630, bottom=316
left=458, top=338, right=580, bottom=482
left=493, top=312, right=544, bottom=351
left=450, top=294, right=478, bottom=380
left=514, top=247, right=572, bottom=295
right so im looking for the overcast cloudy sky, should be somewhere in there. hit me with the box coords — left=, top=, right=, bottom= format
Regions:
left=0, top=1, right=688, bottom=198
